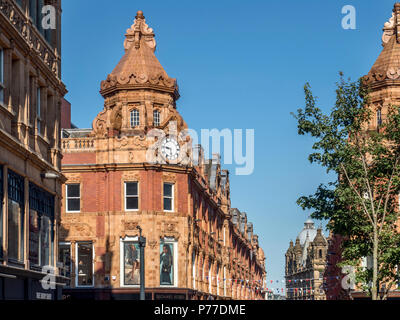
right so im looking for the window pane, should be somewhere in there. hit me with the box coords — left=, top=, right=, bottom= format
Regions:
left=59, top=244, right=71, bottom=286
left=164, top=183, right=172, bottom=197
left=67, top=199, right=80, bottom=212
left=126, top=182, right=138, bottom=196
left=77, top=243, right=93, bottom=286
left=29, top=210, right=40, bottom=266
left=164, top=198, right=172, bottom=211
left=126, top=197, right=138, bottom=210
left=8, top=200, right=23, bottom=261
left=67, top=184, right=80, bottom=198
left=41, top=216, right=50, bottom=266
left=160, top=242, right=174, bottom=285
left=124, top=242, right=140, bottom=285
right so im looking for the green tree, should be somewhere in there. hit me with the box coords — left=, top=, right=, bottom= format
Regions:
left=293, top=74, right=400, bottom=300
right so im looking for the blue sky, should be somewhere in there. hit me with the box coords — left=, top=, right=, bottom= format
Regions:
left=61, top=0, right=395, bottom=292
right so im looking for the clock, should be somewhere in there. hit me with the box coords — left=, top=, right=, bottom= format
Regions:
left=160, top=137, right=180, bottom=161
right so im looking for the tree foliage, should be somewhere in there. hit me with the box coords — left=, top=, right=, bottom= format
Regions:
left=293, top=74, right=400, bottom=300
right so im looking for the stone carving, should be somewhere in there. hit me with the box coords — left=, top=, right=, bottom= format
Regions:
left=132, top=135, right=147, bottom=148
left=0, top=0, right=59, bottom=78
left=148, top=239, right=158, bottom=249
left=124, top=10, right=156, bottom=52
left=110, top=105, right=123, bottom=131
left=100, top=72, right=177, bottom=91
left=124, top=221, right=138, bottom=230
left=161, top=221, right=180, bottom=239
left=163, top=172, right=176, bottom=183
left=66, top=173, right=81, bottom=183
left=92, top=109, right=108, bottom=137
left=122, top=172, right=140, bottom=181
left=382, top=12, right=395, bottom=46
left=116, top=135, right=129, bottom=148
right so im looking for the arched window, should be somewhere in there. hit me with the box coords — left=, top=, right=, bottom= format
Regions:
left=319, top=249, right=323, bottom=259
left=153, top=110, right=160, bottom=127
left=130, top=110, right=139, bottom=128
left=377, top=109, right=382, bottom=127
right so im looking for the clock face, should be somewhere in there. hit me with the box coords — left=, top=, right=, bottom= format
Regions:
left=160, top=137, right=180, bottom=161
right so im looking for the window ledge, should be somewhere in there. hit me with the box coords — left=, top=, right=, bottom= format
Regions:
left=36, top=132, right=50, bottom=145
left=0, top=102, right=15, bottom=118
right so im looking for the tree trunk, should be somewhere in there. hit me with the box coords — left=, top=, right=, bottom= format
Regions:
left=371, top=226, right=378, bottom=300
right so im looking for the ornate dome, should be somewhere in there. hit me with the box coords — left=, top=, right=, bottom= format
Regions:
left=297, top=219, right=317, bottom=246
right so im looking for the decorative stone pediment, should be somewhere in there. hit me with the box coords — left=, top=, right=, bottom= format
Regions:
left=122, top=172, right=140, bottom=181
left=121, top=220, right=140, bottom=238
left=161, top=221, right=180, bottom=239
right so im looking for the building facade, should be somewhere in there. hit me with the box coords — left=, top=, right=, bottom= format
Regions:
left=285, top=219, right=327, bottom=300
left=0, top=0, right=67, bottom=300
left=59, top=11, right=266, bottom=300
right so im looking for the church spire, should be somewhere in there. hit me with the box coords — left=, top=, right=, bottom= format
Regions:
left=100, top=11, right=180, bottom=100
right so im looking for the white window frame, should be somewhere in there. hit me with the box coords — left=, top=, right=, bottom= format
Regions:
left=153, top=109, right=160, bottom=127
left=160, top=237, right=178, bottom=287
left=124, top=181, right=139, bottom=211
left=130, top=109, right=140, bottom=127
left=59, top=242, right=71, bottom=286
left=163, top=183, right=174, bottom=212
left=66, top=184, right=81, bottom=213
left=0, top=48, right=4, bottom=105
left=75, top=242, right=94, bottom=288
left=120, top=236, right=140, bottom=288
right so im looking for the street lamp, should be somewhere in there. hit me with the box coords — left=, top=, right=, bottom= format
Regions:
left=137, top=225, right=146, bottom=300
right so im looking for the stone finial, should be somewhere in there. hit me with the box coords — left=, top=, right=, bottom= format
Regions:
left=383, top=3, right=400, bottom=46
left=124, top=10, right=156, bottom=52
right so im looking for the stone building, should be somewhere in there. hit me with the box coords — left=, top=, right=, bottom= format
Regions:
left=0, top=0, right=67, bottom=299
left=59, top=11, right=266, bottom=300
left=285, top=219, right=327, bottom=300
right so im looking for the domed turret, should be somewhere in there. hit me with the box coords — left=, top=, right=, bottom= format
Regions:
left=297, top=219, right=317, bottom=246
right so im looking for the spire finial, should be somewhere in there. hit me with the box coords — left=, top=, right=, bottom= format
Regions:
left=136, top=10, right=144, bottom=19
left=124, top=11, right=156, bottom=52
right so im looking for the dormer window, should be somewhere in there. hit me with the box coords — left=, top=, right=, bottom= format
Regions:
left=130, top=109, right=140, bottom=128
left=153, top=110, right=160, bottom=127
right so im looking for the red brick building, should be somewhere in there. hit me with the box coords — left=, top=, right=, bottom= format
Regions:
left=59, top=11, right=266, bottom=300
